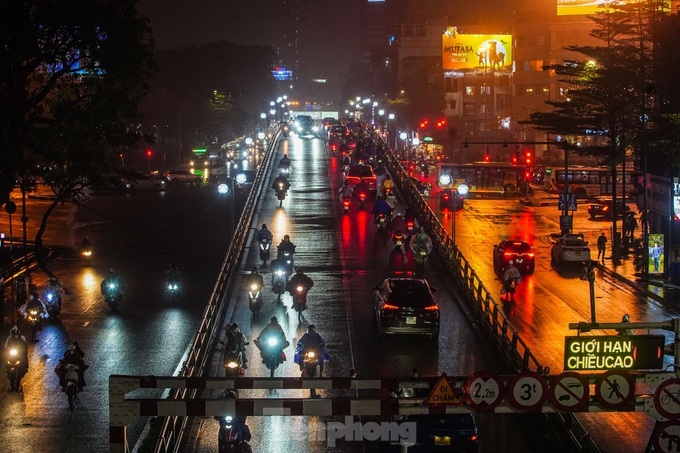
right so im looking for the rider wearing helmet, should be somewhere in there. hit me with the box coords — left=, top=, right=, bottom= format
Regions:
left=503, top=260, right=521, bottom=285
left=390, top=211, right=407, bottom=234
left=294, top=325, right=330, bottom=372
left=287, top=267, right=314, bottom=295
left=57, top=341, right=88, bottom=390
left=255, top=317, right=289, bottom=362
left=256, top=223, right=273, bottom=243
left=4, top=326, right=28, bottom=373
left=44, top=278, right=64, bottom=309
left=165, top=263, right=182, bottom=283
left=370, top=195, right=393, bottom=222
left=410, top=226, right=433, bottom=255
left=339, top=179, right=354, bottom=201
left=278, top=154, right=291, bottom=170
left=101, top=268, right=122, bottom=295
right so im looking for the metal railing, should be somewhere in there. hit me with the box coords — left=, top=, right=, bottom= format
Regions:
left=381, top=146, right=601, bottom=453
left=154, top=130, right=280, bottom=453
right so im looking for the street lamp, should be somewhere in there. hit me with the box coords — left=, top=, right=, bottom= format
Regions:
left=451, top=183, right=469, bottom=244
left=218, top=172, right=246, bottom=240
left=399, top=132, right=408, bottom=160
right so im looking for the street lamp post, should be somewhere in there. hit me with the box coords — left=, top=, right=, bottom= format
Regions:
left=218, top=172, right=246, bottom=239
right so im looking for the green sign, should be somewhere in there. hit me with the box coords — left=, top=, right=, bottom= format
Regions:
left=564, top=335, right=665, bottom=371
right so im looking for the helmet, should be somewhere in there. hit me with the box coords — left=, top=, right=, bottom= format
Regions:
left=232, top=322, right=239, bottom=330
left=109, top=268, right=115, bottom=274
left=508, top=260, right=514, bottom=265
left=68, top=344, right=76, bottom=351
left=10, top=326, right=19, bottom=335
left=283, top=154, right=288, bottom=158
left=270, top=316, right=278, bottom=324
left=262, top=223, right=267, bottom=229
left=50, top=278, right=57, bottom=284
left=622, top=314, right=630, bottom=322
left=296, top=267, right=303, bottom=273
left=284, top=235, right=290, bottom=241
left=308, top=325, right=316, bottom=332
left=252, top=266, right=258, bottom=273
left=170, top=263, right=176, bottom=269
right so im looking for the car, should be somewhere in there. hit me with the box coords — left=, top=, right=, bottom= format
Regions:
left=163, top=170, right=202, bottom=185
left=90, top=175, right=127, bottom=193
left=587, top=199, right=630, bottom=219
left=372, top=278, right=439, bottom=340
left=551, top=233, right=591, bottom=263
left=123, top=172, right=167, bottom=191
left=293, top=115, right=319, bottom=137
left=493, top=240, right=535, bottom=275
left=439, top=187, right=464, bottom=210
left=328, top=124, right=349, bottom=140
left=345, top=164, right=377, bottom=191
left=386, top=414, right=479, bottom=452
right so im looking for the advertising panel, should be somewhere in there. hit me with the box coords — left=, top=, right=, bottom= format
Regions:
left=442, top=30, right=512, bottom=72
left=557, top=0, right=662, bottom=17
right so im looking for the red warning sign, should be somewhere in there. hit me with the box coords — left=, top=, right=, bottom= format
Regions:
left=426, top=373, right=461, bottom=405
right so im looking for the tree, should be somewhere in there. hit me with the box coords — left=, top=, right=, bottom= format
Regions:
left=521, top=1, right=662, bottom=259
left=0, top=0, right=157, bottom=246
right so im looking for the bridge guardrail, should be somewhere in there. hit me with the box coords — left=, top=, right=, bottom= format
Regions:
left=153, top=129, right=280, bottom=453
left=380, top=144, right=600, bottom=453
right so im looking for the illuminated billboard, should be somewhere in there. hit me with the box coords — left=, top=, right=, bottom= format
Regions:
left=442, top=30, right=512, bottom=72
left=557, top=0, right=657, bottom=16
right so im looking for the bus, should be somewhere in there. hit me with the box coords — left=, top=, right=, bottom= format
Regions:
left=437, top=162, right=526, bottom=195
left=545, top=166, right=638, bottom=198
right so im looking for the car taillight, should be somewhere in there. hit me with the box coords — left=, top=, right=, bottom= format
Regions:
left=527, top=253, right=535, bottom=258
left=424, top=304, right=439, bottom=311
left=383, top=303, right=399, bottom=310
left=444, top=194, right=450, bottom=200
left=503, top=252, right=514, bottom=257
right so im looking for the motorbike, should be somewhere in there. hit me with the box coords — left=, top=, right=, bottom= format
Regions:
left=81, top=245, right=93, bottom=265
left=300, top=348, right=322, bottom=398
left=64, top=363, right=80, bottom=410
left=414, top=244, right=429, bottom=266
left=341, top=196, right=351, bottom=214
left=501, top=277, right=520, bottom=301
left=291, top=285, right=310, bottom=322
left=217, top=414, right=252, bottom=453
left=420, top=161, right=429, bottom=176
left=5, top=348, right=25, bottom=391
left=375, top=213, right=389, bottom=231
left=24, top=308, right=41, bottom=341
left=383, top=186, right=393, bottom=198
left=329, top=141, right=339, bottom=157
left=255, top=337, right=288, bottom=378
left=282, top=124, right=290, bottom=138
left=165, top=279, right=181, bottom=301
left=248, top=282, right=263, bottom=315
left=392, top=230, right=405, bottom=247
left=278, top=166, right=290, bottom=178
left=406, top=219, right=415, bottom=235
left=102, top=281, right=122, bottom=311
left=272, top=269, right=288, bottom=304
left=42, top=288, right=61, bottom=320
left=357, top=191, right=367, bottom=209
left=259, top=238, right=271, bottom=264
left=280, top=250, right=294, bottom=274
left=275, top=185, right=287, bottom=207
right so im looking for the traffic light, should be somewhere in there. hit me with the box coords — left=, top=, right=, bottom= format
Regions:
left=525, top=170, right=531, bottom=181
left=146, top=149, right=153, bottom=158
left=525, top=150, right=533, bottom=166
left=511, top=155, right=518, bottom=165
left=484, top=153, right=491, bottom=162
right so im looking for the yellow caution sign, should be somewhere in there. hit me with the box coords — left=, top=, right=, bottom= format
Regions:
left=426, top=373, right=460, bottom=405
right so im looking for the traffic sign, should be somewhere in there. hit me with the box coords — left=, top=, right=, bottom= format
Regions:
left=558, top=193, right=577, bottom=211
left=549, top=372, right=589, bottom=412
left=594, top=371, right=635, bottom=409
left=652, top=420, right=680, bottom=453
left=5, top=200, right=17, bottom=215
left=507, top=371, right=548, bottom=411
left=425, top=373, right=460, bottom=405
left=655, top=378, right=680, bottom=419
left=464, top=371, right=504, bottom=412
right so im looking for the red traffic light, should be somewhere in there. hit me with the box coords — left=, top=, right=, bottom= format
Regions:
left=524, top=151, right=532, bottom=166
left=484, top=154, right=491, bottom=162
left=512, top=155, right=518, bottom=164
left=146, top=149, right=153, bottom=158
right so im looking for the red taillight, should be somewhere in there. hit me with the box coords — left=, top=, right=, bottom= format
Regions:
left=343, top=199, right=350, bottom=206
left=503, top=252, right=514, bottom=257
left=383, top=303, right=399, bottom=310
left=331, top=144, right=337, bottom=151
left=527, top=253, right=535, bottom=258
left=424, top=304, right=439, bottom=311
left=359, top=193, right=366, bottom=200
left=603, top=206, right=609, bottom=211
left=407, top=221, right=414, bottom=228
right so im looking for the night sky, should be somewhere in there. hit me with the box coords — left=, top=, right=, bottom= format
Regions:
left=137, top=0, right=512, bottom=101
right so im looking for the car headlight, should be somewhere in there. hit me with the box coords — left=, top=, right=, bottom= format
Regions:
left=267, top=337, right=278, bottom=347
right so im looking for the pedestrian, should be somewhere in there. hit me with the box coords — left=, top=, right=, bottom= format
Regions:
left=597, top=232, right=607, bottom=263
left=651, top=242, right=662, bottom=272
left=626, top=213, right=638, bottom=239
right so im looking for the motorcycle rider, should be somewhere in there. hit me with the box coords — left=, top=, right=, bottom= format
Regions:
left=256, top=223, right=273, bottom=243
left=294, top=324, right=330, bottom=372
left=255, top=316, right=289, bottom=363
left=164, top=263, right=182, bottom=284
left=224, top=323, right=248, bottom=369
left=410, top=227, right=433, bottom=255
left=272, top=174, right=291, bottom=192
left=339, top=179, right=353, bottom=202
left=277, top=235, right=296, bottom=260
left=278, top=154, right=291, bottom=171
left=5, top=326, right=29, bottom=375
left=43, top=277, right=64, bottom=310
left=249, top=266, right=264, bottom=290
left=101, top=268, right=122, bottom=295
left=370, top=195, right=393, bottom=223
left=215, top=392, right=252, bottom=447
left=287, top=267, right=314, bottom=311
left=390, top=212, right=407, bottom=235
left=81, top=236, right=93, bottom=252
left=56, top=341, right=88, bottom=391
left=269, top=256, right=289, bottom=287
left=381, top=174, right=394, bottom=196
left=355, top=177, right=370, bottom=200
left=502, top=260, right=521, bottom=298
left=20, top=292, right=47, bottom=330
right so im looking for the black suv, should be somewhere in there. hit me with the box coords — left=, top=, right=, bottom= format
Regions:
left=294, top=115, right=318, bottom=137
left=587, top=199, right=630, bottom=219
